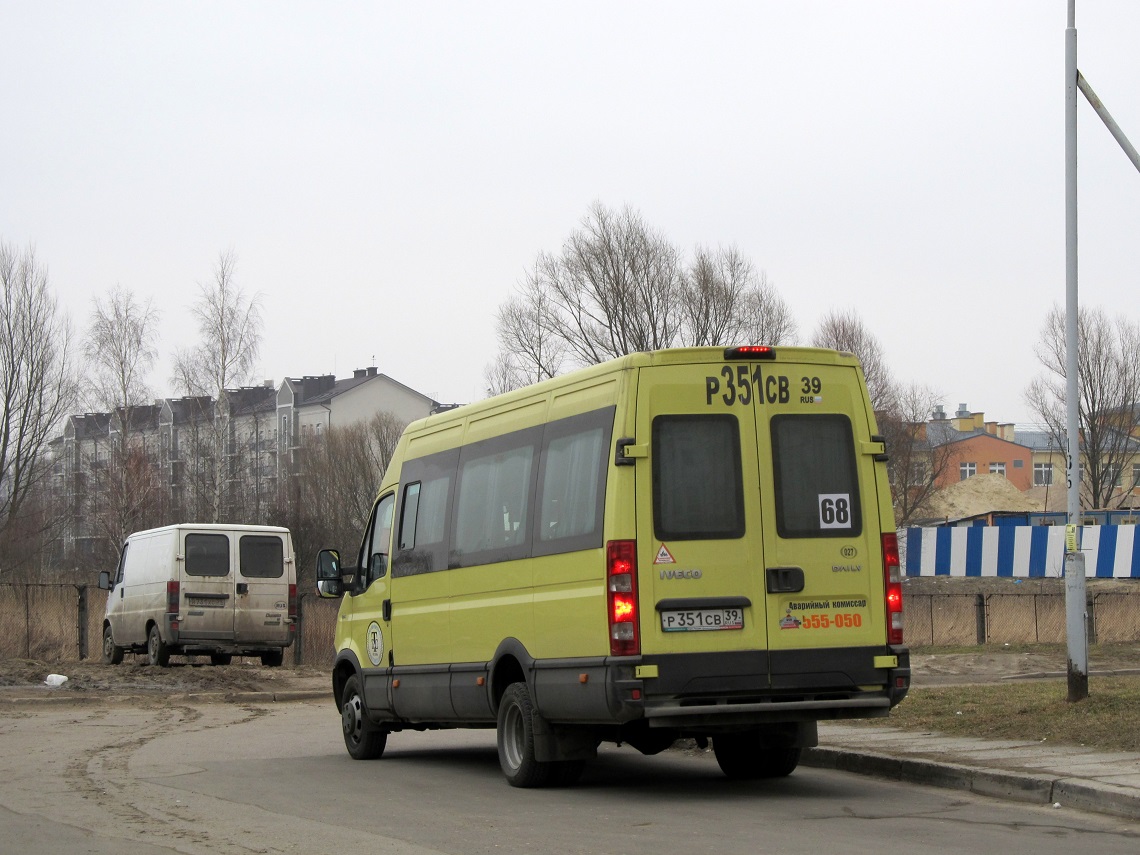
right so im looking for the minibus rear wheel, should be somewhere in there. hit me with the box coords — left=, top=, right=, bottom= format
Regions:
left=713, top=731, right=801, bottom=779
left=497, top=682, right=554, bottom=788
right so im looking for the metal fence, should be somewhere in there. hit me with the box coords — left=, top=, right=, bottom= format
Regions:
left=2, top=584, right=1138, bottom=663
left=0, top=585, right=342, bottom=666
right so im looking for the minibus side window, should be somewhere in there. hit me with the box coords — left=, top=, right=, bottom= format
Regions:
left=185, top=533, right=230, bottom=576
left=394, top=450, right=457, bottom=577
left=363, top=493, right=395, bottom=584
left=535, top=424, right=608, bottom=552
left=453, top=440, right=536, bottom=564
left=652, top=415, right=745, bottom=540
left=770, top=414, right=862, bottom=538
left=399, top=483, right=421, bottom=551
left=239, top=535, right=284, bottom=578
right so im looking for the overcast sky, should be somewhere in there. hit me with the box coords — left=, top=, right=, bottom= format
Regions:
left=4, top=2, right=1139, bottom=425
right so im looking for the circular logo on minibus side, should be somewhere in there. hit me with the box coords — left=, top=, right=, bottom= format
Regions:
left=366, top=621, right=384, bottom=667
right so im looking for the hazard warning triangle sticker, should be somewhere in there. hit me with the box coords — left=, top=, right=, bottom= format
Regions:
left=653, top=543, right=676, bottom=565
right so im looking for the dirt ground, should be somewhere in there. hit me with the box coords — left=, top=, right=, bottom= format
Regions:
left=2, top=641, right=1137, bottom=702
left=0, top=657, right=332, bottom=701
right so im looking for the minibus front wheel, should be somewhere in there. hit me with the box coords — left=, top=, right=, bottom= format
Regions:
left=340, top=674, right=387, bottom=760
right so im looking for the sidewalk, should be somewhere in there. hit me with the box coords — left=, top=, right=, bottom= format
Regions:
left=806, top=723, right=1140, bottom=821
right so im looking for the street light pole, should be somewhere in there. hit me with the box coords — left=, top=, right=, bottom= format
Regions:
left=1064, top=0, right=1089, bottom=703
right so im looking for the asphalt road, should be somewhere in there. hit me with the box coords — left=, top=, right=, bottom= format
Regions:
left=1, top=699, right=1138, bottom=855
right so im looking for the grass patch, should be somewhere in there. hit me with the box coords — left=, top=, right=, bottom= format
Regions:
left=882, top=676, right=1140, bottom=753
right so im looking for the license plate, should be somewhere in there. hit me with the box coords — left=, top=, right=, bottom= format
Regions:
left=660, top=608, right=744, bottom=632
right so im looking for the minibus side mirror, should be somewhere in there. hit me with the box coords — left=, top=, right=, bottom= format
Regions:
left=97, top=570, right=113, bottom=591
left=316, top=549, right=344, bottom=598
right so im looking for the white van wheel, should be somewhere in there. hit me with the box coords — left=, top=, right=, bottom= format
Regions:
left=260, top=649, right=284, bottom=667
left=102, top=626, right=123, bottom=665
left=147, top=625, right=170, bottom=667
left=340, top=675, right=387, bottom=760
left=497, top=682, right=553, bottom=788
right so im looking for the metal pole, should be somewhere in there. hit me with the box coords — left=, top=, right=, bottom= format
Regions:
left=1078, top=72, right=1140, bottom=175
left=1064, top=0, right=1089, bottom=702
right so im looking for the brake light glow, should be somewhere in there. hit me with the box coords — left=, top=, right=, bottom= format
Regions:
left=724, top=345, right=776, bottom=360
left=607, top=540, right=640, bottom=656
left=166, top=580, right=180, bottom=615
left=287, top=583, right=298, bottom=620
left=882, top=532, right=903, bottom=645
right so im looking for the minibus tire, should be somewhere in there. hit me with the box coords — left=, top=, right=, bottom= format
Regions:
left=341, top=675, right=387, bottom=760
left=496, top=682, right=553, bottom=788
left=147, top=625, right=170, bottom=667
left=102, top=626, right=123, bottom=665
left=713, top=732, right=801, bottom=779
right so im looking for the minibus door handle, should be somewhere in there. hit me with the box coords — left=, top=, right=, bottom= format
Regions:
left=766, top=567, right=805, bottom=594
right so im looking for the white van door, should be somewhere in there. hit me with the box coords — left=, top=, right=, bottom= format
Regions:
left=234, top=532, right=291, bottom=645
left=180, top=531, right=236, bottom=640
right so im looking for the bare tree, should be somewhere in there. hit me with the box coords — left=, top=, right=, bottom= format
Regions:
left=172, top=250, right=264, bottom=522
left=172, top=250, right=263, bottom=397
left=485, top=271, right=569, bottom=394
left=680, top=246, right=798, bottom=347
left=80, top=286, right=163, bottom=551
left=1026, top=304, right=1140, bottom=510
left=0, top=242, right=77, bottom=572
left=878, top=383, right=956, bottom=526
left=546, top=202, right=682, bottom=364
left=811, top=309, right=896, bottom=412
left=281, top=411, right=407, bottom=589
left=83, top=285, right=159, bottom=419
left=488, top=203, right=796, bottom=391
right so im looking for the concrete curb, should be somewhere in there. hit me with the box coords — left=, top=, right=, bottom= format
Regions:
left=803, top=746, right=1140, bottom=822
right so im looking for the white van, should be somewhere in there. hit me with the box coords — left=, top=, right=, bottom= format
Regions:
left=98, top=524, right=297, bottom=667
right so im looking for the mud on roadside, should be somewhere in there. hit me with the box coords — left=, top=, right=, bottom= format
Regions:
left=0, top=656, right=331, bottom=702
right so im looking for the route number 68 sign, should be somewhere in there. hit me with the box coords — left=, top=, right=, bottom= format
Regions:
left=818, top=494, right=852, bottom=529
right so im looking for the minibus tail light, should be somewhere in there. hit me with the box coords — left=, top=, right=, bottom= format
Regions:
left=607, top=540, right=640, bottom=656
left=882, top=533, right=903, bottom=645
left=288, top=583, right=298, bottom=621
left=166, top=580, right=180, bottom=615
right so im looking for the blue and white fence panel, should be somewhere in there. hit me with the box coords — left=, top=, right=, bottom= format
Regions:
left=903, top=525, right=1140, bottom=578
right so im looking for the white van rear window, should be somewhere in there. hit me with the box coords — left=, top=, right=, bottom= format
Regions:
left=185, top=534, right=229, bottom=576
left=239, top=535, right=284, bottom=578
